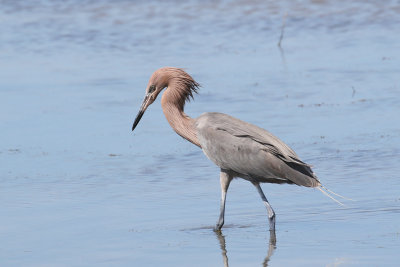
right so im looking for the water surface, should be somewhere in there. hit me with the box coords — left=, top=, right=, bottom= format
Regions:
left=1, top=1, right=399, bottom=266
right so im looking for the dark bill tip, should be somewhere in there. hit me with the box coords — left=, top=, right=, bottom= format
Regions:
left=132, top=110, right=145, bottom=131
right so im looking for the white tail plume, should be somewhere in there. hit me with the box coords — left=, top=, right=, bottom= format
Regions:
left=317, top=186, right=348, bottom=207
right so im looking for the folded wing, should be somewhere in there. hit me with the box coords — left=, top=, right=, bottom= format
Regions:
left=196, top=112, right=320, bottom=187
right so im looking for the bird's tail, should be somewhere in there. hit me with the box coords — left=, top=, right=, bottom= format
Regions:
left=317, top=185, right=353, bottom=206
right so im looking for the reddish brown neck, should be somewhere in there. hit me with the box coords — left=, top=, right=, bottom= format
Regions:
left=161, top=84, right=201, bottom=148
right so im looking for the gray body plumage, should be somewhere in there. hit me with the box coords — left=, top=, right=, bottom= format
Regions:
left=196, top=112, right=320, bottom=188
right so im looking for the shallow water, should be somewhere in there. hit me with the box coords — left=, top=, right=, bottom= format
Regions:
left=1, top=0, right=399, bottom=266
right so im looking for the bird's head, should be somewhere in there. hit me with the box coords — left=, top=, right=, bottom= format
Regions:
left=131, top=71, right=165, bottom=131
left=131, top=67, right=199, bottom=132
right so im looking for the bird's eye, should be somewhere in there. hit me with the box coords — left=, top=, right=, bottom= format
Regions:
left=148, top=85, right=156, bottom=93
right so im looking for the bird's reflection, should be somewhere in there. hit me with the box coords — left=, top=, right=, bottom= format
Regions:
left=215, top=230, right=229, bottom=267
left=214, top=229, right=276, bottom=267
left=263, top=230, right=276, bottom=267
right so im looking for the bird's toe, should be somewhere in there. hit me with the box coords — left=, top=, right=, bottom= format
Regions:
left=214, top=222, right=223, bottom=231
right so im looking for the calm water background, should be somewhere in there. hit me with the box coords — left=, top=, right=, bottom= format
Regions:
left=1, top=0, right=399, bottom=266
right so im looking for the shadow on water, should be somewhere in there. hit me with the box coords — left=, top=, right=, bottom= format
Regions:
left=214, top=229, right=277, bottom=267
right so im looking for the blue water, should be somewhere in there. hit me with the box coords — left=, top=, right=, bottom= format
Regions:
left=1, top=1, right=399, bottom=266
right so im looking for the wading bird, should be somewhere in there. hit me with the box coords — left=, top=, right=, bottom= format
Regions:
left=132, top=67, right=340, bottom=232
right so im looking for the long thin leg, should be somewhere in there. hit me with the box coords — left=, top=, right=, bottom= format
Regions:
left=253, top=182, right=276, bottom=232
left=215, top=169, right=233, bottom=231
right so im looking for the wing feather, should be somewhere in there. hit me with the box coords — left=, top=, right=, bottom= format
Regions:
left=196, top=112, right=320, bottom=187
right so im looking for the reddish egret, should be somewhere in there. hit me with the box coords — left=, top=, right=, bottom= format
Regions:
left=132, top=67, right=341, bottom=231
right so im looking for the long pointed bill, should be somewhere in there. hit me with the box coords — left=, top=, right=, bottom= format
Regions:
left=132, top=94, right=150, bottom=131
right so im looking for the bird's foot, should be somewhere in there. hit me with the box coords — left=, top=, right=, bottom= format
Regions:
left=214, top=223, right=223, bottom=232
left=214, top=217, right=224, bottom=231
left=269, top=224, right=276, bottom=232
left=268, top=215, right=276, bottom=232
left=268, top=216, right=276, bottom=245
left=269, top=229, right=277, bottom=246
